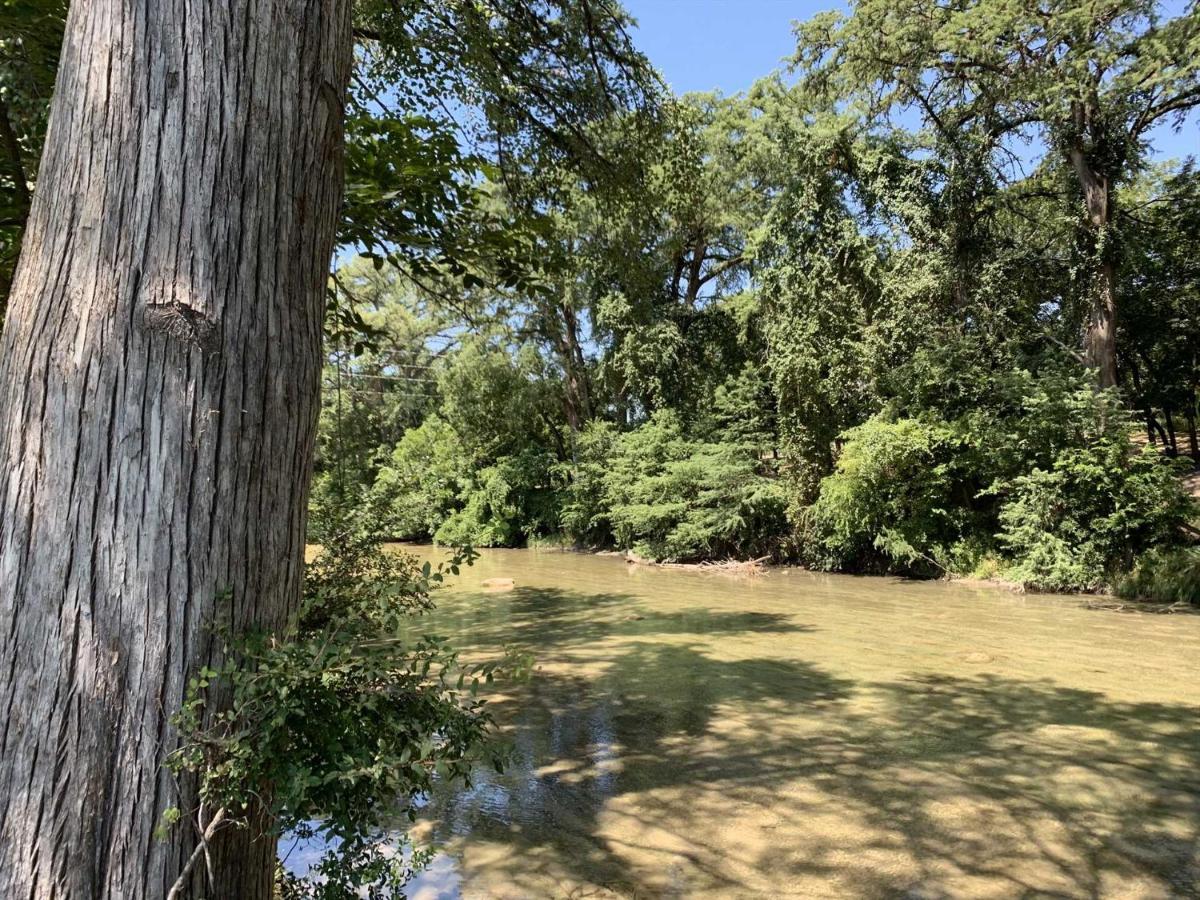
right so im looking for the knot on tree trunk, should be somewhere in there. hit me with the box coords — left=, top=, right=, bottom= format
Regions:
left=142, top=301, right=220, bottom=352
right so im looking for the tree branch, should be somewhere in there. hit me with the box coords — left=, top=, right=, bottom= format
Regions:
left=165, top=807, right=229, bottom=900
left=1130, top=84, right=1200, bottom=138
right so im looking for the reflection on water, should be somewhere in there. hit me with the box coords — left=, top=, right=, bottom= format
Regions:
left=290, top=547, right=1200, bottom=899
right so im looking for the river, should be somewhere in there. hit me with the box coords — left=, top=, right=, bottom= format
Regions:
left=288, top=546, right=1200, bottom=898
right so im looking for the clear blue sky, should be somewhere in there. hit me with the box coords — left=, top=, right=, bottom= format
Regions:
left=623, top=0, right=827, bottom=95
left=623, top=0, right=1198, bottom=162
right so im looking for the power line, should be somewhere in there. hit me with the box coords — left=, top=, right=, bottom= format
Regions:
left=324, top=371, right=439, bottom=385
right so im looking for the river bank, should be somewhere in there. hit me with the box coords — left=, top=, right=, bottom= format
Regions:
left=515, top=543, right=1200, bottom=608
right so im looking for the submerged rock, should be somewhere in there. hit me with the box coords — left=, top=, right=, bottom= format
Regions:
left=958, top=650, right=995, bottom=664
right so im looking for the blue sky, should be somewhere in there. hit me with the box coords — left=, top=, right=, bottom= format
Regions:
left=623, top=0, right=822, bottom=95
left=623, top=0, right=1198, bottom=163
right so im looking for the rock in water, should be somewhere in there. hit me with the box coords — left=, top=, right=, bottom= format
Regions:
left=958, top=651, right=994, bottom=664
left=482, top=577, right=515, bottom=591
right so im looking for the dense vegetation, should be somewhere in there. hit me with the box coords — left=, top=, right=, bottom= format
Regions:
left=8, top=3, right=1195, bottom=598
left=310, top=1, right=1200, bottom=599
left=1, top=0, right=1198, bottom=897
left=168, top=536, right=522, bottom=898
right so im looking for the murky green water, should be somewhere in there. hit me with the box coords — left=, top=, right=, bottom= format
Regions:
left=299, top=547, right=1200, bottom=898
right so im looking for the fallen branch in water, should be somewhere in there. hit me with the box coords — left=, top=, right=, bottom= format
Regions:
left=1081, top=599, right=1196, bottom=615
left=697, top=556, right=770, bottom=577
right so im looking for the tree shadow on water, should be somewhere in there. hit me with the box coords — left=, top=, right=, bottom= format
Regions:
left=427, top=585, right=814, bottom=654
left=816, top=674, right=1200, bottom=899
left=418, top=640, right=854, bottom=897
left=412, top=588, right=1200, bottom=899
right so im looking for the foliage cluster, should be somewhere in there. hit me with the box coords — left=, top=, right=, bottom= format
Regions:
left=165, top=536, right=523, bottom=899
left=1117, top=546, right=1200, bottom=606
left=802, top=374, right=1194, bottom=589
left=566, top=410, right=788, bottom=561
left=10, top=0, right=1194, bottom=594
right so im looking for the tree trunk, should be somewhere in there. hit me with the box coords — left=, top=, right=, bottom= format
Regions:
left=559, top=298, right=592, bottom=434
left=1067, top=112, right=1118, bottom=389
left=0, top=1, right=351, bottom=898
left=1165, top=408, right=1179, bottom=456
left=685, top=237, right=706, bottom=307
left=1086, top=259, right=1118, bottom=389
left=1186, top=394, right=1200, bottom=464
left=1123, top=357, right=1152, bottom=446
left=1149, top=411, right=1169, bottom=449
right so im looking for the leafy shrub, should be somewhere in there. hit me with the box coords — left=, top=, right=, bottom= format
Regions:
left=434, top=449, right=559, bottom=547
left=366, top=416, right=466, bottom=540
left=166, top=537, right=520, bottom=898
left=600, top=411, right=788, bottom=561
left=994, top=442, right=1194, bottom=591
left=306, top=469, right=353, bottom=545
left=558, top=420, right=619, bottom=546
left=300, top=529, right=442, bottom=630
left=802, top=416, right=981, bottom=573
left=367, top=421, right=554, bottom=548
left=1117, top=546, right=1200, bottom=606
left=801, top=367, right=1197, bottom=589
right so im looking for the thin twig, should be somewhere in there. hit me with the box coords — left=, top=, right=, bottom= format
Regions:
left=165, top=807, right=229, bottom=900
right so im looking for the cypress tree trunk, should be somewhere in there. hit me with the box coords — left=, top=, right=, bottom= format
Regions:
left=1085, top=258, right=1119, bottom=389
left=1067, top=102, right=1118, bottom=390
left=559, top=298, right=591, bottom=435
left=0, top=1, right=351, bottom=897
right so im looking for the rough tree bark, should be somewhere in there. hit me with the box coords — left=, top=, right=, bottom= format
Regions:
left=1067, top=101, right=1118, bottom=390
left=0, top=1, right=351, bottom=897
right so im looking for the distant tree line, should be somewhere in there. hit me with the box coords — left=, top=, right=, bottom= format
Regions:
left=311, top=0, right=1200, bottom=599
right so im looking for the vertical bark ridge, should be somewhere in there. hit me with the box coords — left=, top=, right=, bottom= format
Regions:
left=0, top=1, right=352, bottom=897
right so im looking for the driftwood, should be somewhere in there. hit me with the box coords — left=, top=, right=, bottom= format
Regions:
left=1081, top=599, right=1197, bottom=615
left=622, top=553, right=772, bottom=577
left=697, top=556, right=771, bottom=577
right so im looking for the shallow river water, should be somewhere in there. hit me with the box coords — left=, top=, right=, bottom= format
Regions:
left=292, top=547, right=1200, bottom=899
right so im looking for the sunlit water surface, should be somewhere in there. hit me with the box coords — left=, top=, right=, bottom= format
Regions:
left=284, top=547, right=1200, bottom=898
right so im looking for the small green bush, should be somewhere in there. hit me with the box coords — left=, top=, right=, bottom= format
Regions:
left=802, top=416, right=981, bottom=574
left=557, top=420, right=619, bottom=546
left=166, top=537, right=522, bottom=898
left=366, top=416, right=466, bottom=541
left=801, top=370, right=1197, bottom=590
left=599, top=411, right=788, bottom=561
left=306, top=469, right=350, bottom=545
left=994, top=443, right=1193, bottom=592
left=1117, top=546, right=1200, bottom=605
left=434, top=449, right=558, bottom=547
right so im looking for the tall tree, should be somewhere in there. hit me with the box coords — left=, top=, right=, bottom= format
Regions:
left=795, top=0, right=1200, bottom=387
left=0, top=2, right=352, bottom=898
